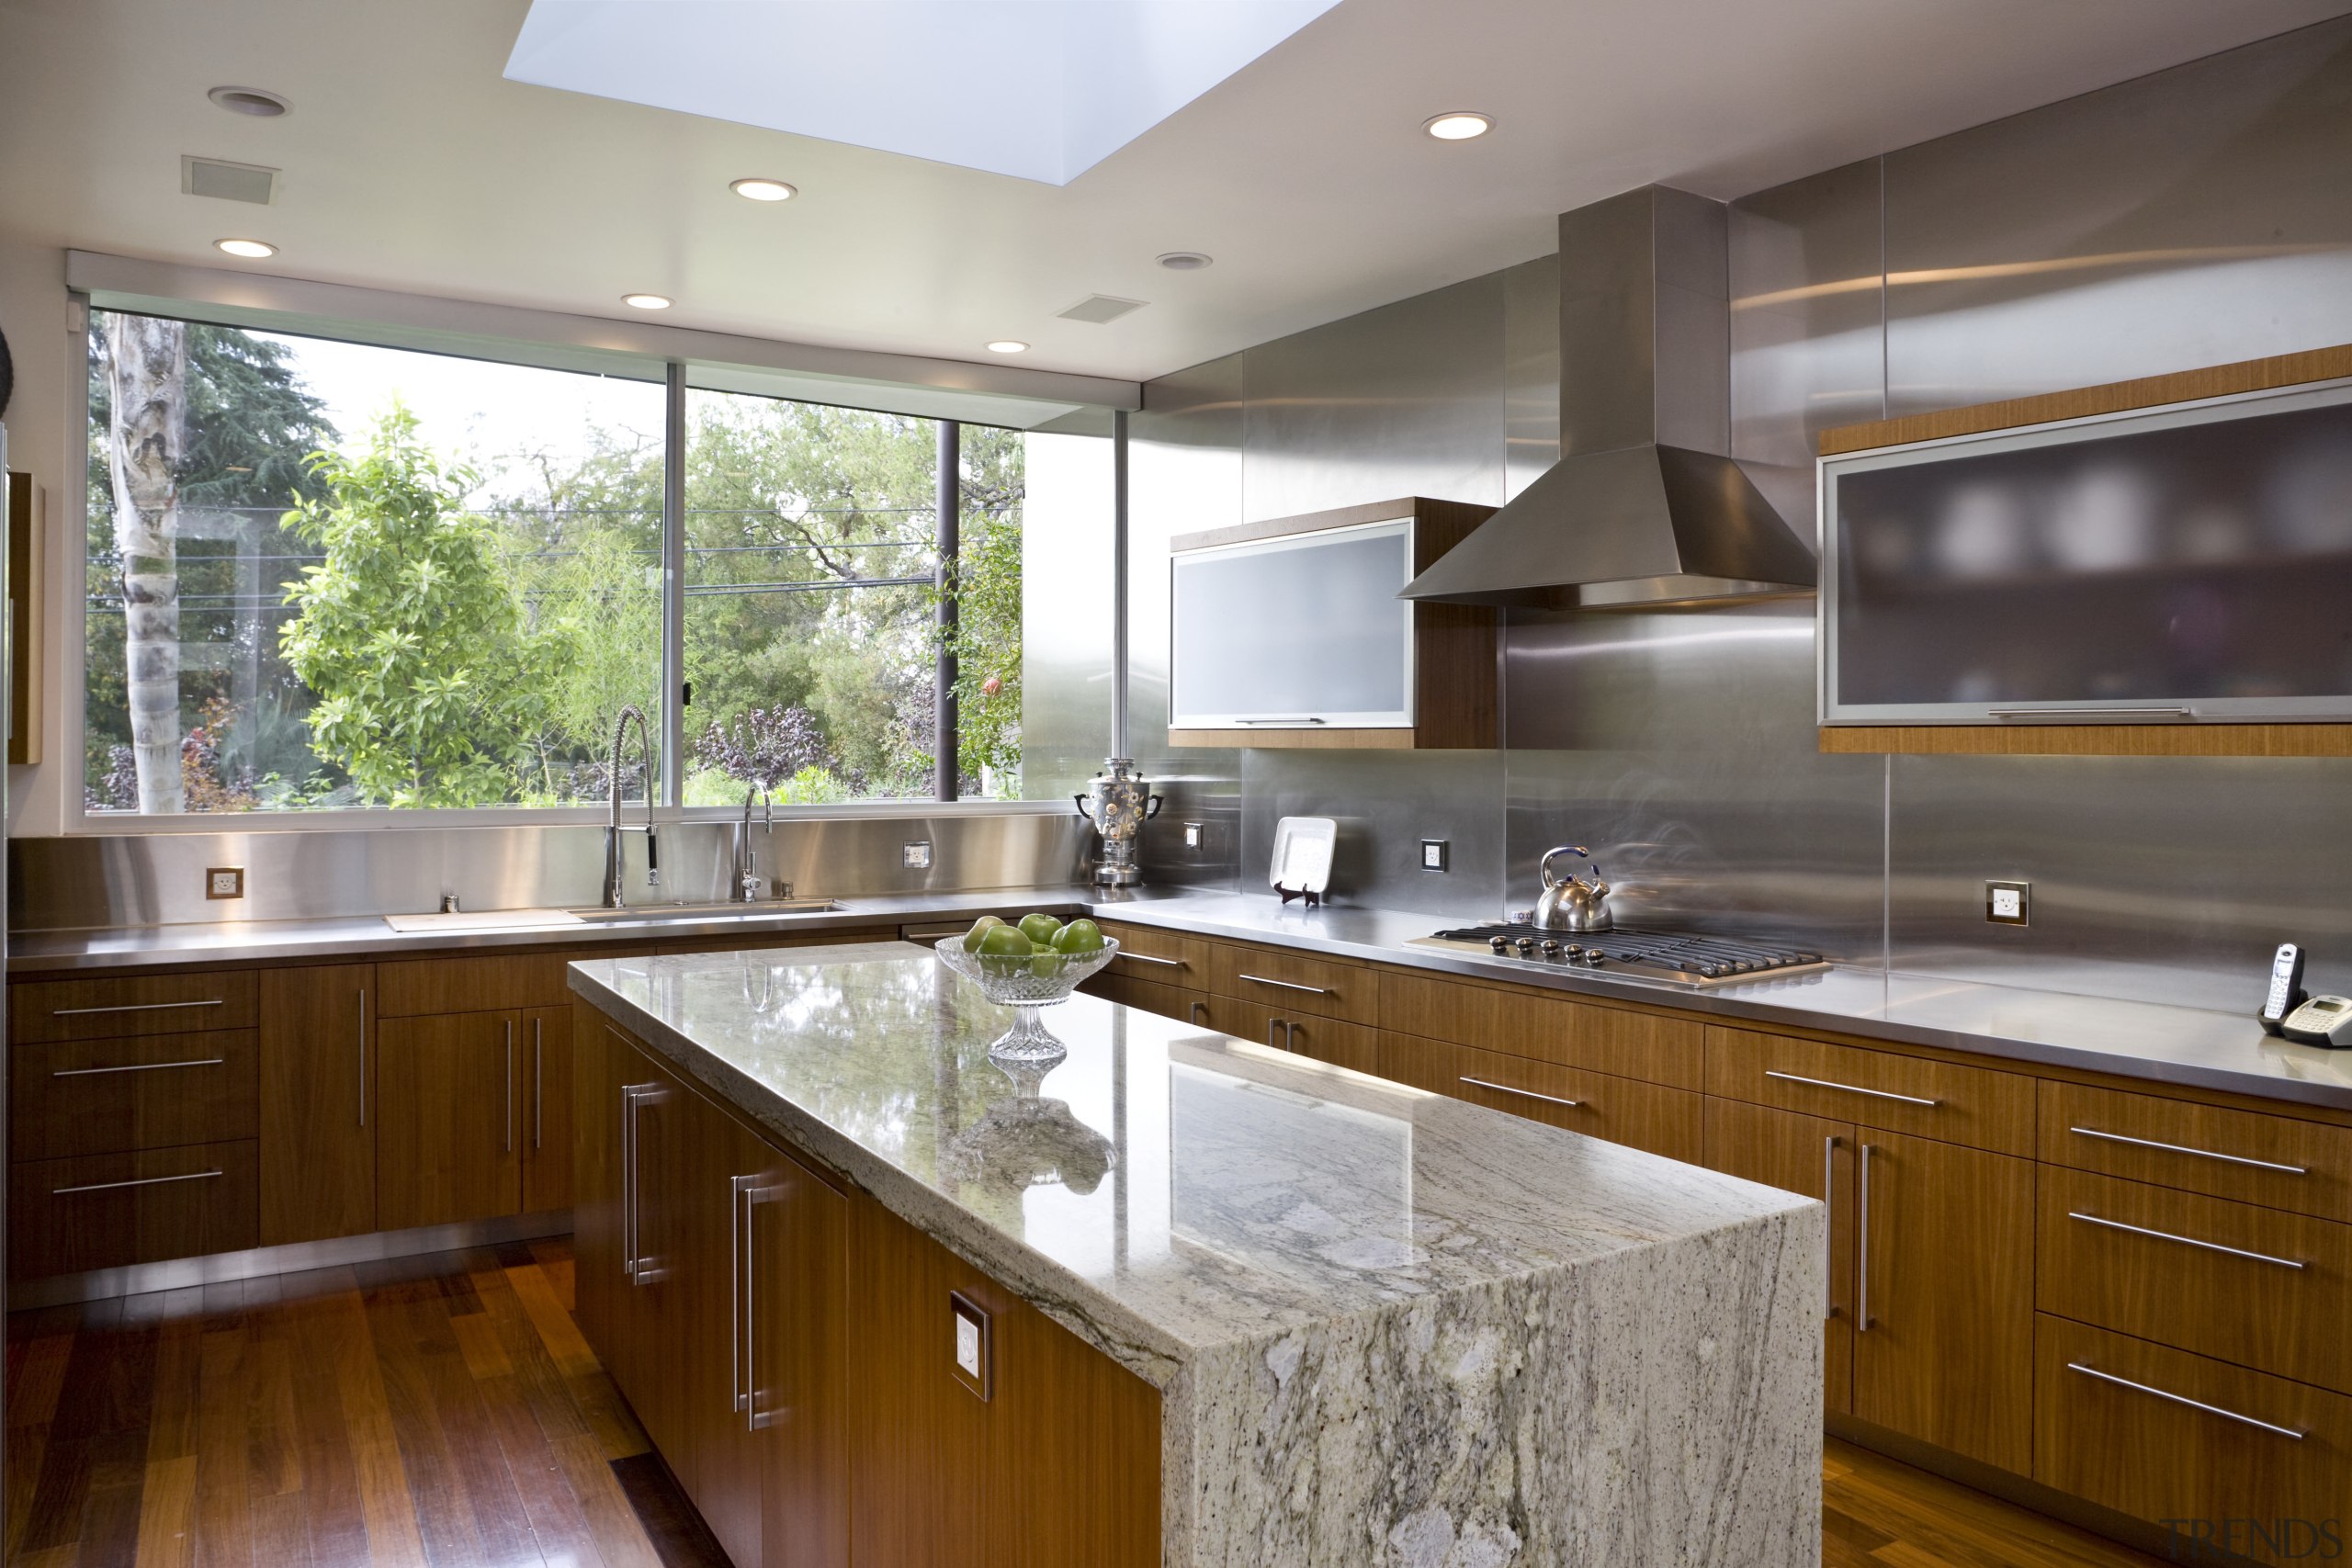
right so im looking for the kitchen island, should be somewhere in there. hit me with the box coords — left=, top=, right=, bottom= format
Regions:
left=569, top=942, right=1823, bottom=1568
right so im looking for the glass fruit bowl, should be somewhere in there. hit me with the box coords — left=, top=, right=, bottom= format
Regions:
left=934, top=937, right=1120, bottom=1063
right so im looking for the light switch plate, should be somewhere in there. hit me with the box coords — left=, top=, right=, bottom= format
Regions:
left=949, top=1291, right=990, bottom=1400
left=1183, top=821, right=1204, bottom=851
left=1419, top=839, right=1449, bottom=873
left=903, top=840, right=933, bottom=870
left=1985, top=880, right=2030, bottom=926
left=206, top=866, right=245, bottom=900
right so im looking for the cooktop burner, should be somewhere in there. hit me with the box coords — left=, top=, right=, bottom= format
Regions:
left=1409, top=923, right=1829, bottom=986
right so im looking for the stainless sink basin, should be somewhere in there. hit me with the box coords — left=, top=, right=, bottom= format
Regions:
left=567, top=899, right=844, bottom=923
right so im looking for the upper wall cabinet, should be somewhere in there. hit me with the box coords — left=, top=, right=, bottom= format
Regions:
left=1168, top=497, right=1496, bottom=750
left=1817, top=344, right=2352, bottom=757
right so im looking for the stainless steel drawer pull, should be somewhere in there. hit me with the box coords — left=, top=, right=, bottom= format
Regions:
left=1823, top=1134, right=1839, bottom=1319
left=2066, top=1211, right=2305, bottom=1269
left=1857, top=1142, right=1875, bottom=1332
left=51, top=1056, right=225, bottom=1077
left=1988, top=705, right=2194, bottom=719
left=51, top=998, right=226, bottom=1018
left=1118, top=951, right=1185, bottom=968
left=1238, top=716, right=1326, bottom=725
left=2068, top=1126, right=2308, bottom=1175
left=52, top=1168, right=223, bottom=1196
left=2065, top=1362, right=2305, bottom=1439
left=1460, top=1076, right=1581, bottom=1110
left=1239, top=974, right=1331, bottom=996
left=1764, top=1069, right=1939, bottom=1107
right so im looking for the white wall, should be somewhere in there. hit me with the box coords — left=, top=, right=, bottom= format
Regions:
left=0, top=235, right=74, bottom=836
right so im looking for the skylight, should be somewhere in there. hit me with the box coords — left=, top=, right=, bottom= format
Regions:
left=504, top=0, right=1345, bottom=186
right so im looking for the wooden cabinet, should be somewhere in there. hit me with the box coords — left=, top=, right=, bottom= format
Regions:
left=1703, top=1098, right=1855, bottom=1414
left=1849, top=1130, right=2035, bottom=1473
left=1705, top=1025, right=2035, bottom=1155
left=757, top=1130, right=853, bottom=1568
left=1208, top=942, right=1378, bottom=1025
left=1089, top=972, right=1206, bottom=1029
left=1381, top=969, right=1705, bottom=1089
left=1092, top=922, right=1212, bottom=990
left=258, top=964, right=376, bottom=1246
left=9, top=1140, right=258, bottom=1279
left=9, top=1027, right=255, bottom=1162
left=572, top=1009, right=628, bottom=1368
left=11, top=969, right=257, bottom=1043
left=522, top=1004, right=572, bottom=1213
left=377, top=1010, right=524, bottom=1230
left=2038, top=1079, right=2352, bottom=1221
left=1385, top=1032, right=1702, bottom=1161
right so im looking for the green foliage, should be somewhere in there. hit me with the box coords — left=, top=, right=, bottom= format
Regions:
left=277, top=406, right=558, bottom=807
left=937, top=423, right=1025, bottom=793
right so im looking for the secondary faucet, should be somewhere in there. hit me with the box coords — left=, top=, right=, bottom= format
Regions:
left=604, top=705, right=660, bottom=909
left=734, top=784, right=775, bottom=902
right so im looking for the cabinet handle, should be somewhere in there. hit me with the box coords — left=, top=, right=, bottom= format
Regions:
left=1237, top=716, right=1327, bottom=725
left=1460, top=1076, right=1581, bottom=1110
left=51, top=998, right=225, bottom=1018
left=731, top=1174, right=754, bottom=1422
left=622, top=1081, right=659, bottom=1283
left=1857, top=1142, right=1875, bottom=1332
left=534, top=1018, right=544, bottom=1150
left=53, top=1168, right=222, bottom=1196
left=1823, top=1134, right=1839, bottom=1319
left=1119, top=951, right=1184, bottom=968
left=1190, top=1001, right=1209, bottom=1025
left=504, top=1020, right=515, bottom=1154
left=51, top=1056, right=224, bottom=1077
left=357, top=988, right=368, bottom=1128
left=2067, top=1125, right=2306, bottom=1175
left=1267, top=1019, right=1287, bottom=1050
left=2065, top=1362, right=2305, bottom=1439
left=1987, top=705, right=2194, bottom=719
left=1765, top=1069, right=1939, bottom=1107
left=2065, top=1210, right=2305, bottom=1269
left=1239, top=974, right=1330, bottom=996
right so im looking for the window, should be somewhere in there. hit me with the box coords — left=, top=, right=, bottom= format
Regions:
left=80, top=309, right=1057, bottom=818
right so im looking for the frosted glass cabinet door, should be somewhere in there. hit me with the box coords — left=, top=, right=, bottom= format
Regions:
left=1170, top=520, right=1416, bottom=728
left=1821, top=381, right=2352, bottom=724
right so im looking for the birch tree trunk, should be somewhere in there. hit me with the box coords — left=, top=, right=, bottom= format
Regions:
left=104, top=313, right=187, bottom=813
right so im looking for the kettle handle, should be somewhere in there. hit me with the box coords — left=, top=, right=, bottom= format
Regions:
left=1538, top=845, right=1592, bottom=888
left=1074, top=793, right=1093, bottom=822
left=1146, top=795, right=1163, bottom=820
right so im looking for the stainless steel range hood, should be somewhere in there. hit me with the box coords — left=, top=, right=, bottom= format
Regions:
left=1403, top=186, right=1818, bottom=610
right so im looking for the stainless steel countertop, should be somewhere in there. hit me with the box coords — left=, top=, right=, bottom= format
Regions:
left=17, top=884, right=2352, bottom=1112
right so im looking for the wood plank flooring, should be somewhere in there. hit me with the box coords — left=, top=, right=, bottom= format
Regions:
left=5, top=1238, right=2170, bottom=1567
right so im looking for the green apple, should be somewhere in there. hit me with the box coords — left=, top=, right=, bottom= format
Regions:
left=1016, top=912, right=1064, bottom=946
left=1029, top=944, right=1065, bottom=979
left=975, top=923, right=1035, bottom=974
left=1050, top=919, right=1105, bottom=954
left=960, top=914, right=1008, bottom=952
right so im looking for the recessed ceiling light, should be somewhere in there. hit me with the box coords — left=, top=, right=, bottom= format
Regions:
left=1156, top=252, right=1214, bottom=271
left=729, top=177, right=797, bottom=202
left=213, top=238, right=277, bottom=259
left=1423, top=111, right=1492, bottom=141
left=985, top=340, right=1029, bottom=355
left=209, top=85, right=289, bottom=118
left=622, top=293, right=673, bottom=310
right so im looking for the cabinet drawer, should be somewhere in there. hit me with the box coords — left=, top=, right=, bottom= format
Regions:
left=8, top=1139, right=259, bottom=1280
left=2035, top=1316, right=2350, bottom=1568
left=1380, top=1032, right=1703, bottom=1163
left=2038, top=1166, right=2352, bottom=1393
left=1202, top=998, right=1377, bottom=1073
left=378, top=951, right=580, bottom=1016
left=2040, top=1080, right=2352, bottom=1222
left=1379, top=971, right=1703, bottom=1089
left=9, top=1029, right=257, bottom=1160
left=1094, top=923, right=1212, bottom=988
left=1704, top=1026, right=2033, bottom=1155
left=11, top=970, right=257, bottom=1043
left=1091, top=973, right=1207, bottom=1028
left=1210, top=942, right=1376, bottom=1024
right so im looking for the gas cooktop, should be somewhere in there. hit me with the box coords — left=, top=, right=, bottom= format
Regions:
left=1408, top=923, right=1830, bottom=987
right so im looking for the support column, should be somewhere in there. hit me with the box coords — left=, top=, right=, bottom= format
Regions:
left=934, top=419, right=960, bottom=801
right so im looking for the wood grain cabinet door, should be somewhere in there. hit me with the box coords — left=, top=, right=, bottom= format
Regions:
left=1702, top=1097, right=1856, bottom=1415
left=258, top=964, right=376, bottom=1246
left=571, top=1010, right=628, bottom=1365
left=1850, top=1131, right=2036, bottom=1474
left=684, top=1108, right=776, bottom=1568
left=376, top=1010, right=523, bottom=1231
left=758, top=1144, right=852, bottom=1568
left=522, top=1005, right=572, bottom=1213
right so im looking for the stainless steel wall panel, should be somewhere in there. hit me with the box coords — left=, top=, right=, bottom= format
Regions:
left=1500, top=601, right=1886, bottom=955
left=1502, top=254, right=1561, bottom=500
left=1883, top=17, right=2352, bottom=415
left=1886, top=756, right=2352, bottom=1010
left=1238, top=749, right=1504, bottom=918
left=1238, top=271, right=1508, bottom=522
left=1019, top=431, right=1117, bottom=804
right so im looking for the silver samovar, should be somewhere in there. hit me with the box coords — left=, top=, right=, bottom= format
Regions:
left=1074, top=758, right=1161, bottom=887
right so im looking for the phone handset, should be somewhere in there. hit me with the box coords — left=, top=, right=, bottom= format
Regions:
left=2259, top=942, right=2308, bottom=1035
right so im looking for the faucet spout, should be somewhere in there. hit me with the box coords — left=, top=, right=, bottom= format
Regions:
left=734, top=784, right=775, bottom=902
left=605, top=705, right=659, bottom=909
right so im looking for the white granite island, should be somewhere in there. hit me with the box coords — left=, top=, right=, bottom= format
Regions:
left=570, top=942, right=1824, bottom=1568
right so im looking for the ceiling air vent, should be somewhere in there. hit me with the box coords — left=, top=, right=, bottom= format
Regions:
left=1056, top=295, right=1147, bottom=325
left=181, top=155, right=279, bottom=206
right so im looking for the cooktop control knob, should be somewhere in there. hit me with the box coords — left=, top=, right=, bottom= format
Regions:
left=1540, top=940, right=1563, bottom=958
left=1578, top=949, right=1604, bottom=965
left=1488, top=936, right=1510, bottom=953
left=1514, top=937, right=1538, bottom=954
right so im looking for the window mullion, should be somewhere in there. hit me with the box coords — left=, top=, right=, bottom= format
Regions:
left=661, top=360, right=686, bottom=811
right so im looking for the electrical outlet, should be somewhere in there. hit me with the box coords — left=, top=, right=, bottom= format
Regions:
left=902, top=840, right=933, bottom=870
left=949, top=1292, right=990, bottom=1400
left=1985, top=880, right=2030, bottom=926
left=206, top=866, right=245, bottom=900
left=1419, top=839, right=1450, bottom=873
left=1183, top=821, right=1204, bottom=851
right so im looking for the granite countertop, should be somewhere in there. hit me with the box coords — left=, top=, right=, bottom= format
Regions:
left=568, top=942, right=1825, bottom=1566
left=17, top=881, right=2352, bottom=1111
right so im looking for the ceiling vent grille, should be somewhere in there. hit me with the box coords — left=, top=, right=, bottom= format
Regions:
left=1056, top=295, right=1147, bottom=325
left=181, top=156, right=278, bottom=205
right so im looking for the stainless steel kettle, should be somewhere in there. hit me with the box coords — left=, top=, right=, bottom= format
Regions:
left=1532, top=845, right=1612, bottom=931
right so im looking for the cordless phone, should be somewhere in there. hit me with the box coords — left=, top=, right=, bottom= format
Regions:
left=2258, top=942, right=2308, bottom=1036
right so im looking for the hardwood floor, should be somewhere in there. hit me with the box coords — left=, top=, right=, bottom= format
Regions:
left=4, top=1238, right=2170, bottom=1568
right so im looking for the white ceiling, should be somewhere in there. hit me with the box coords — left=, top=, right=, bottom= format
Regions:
left=3, top=0, right=2346, bottom=388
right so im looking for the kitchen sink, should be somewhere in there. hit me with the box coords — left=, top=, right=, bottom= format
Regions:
left=567, top=899, right=843, bottom=922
